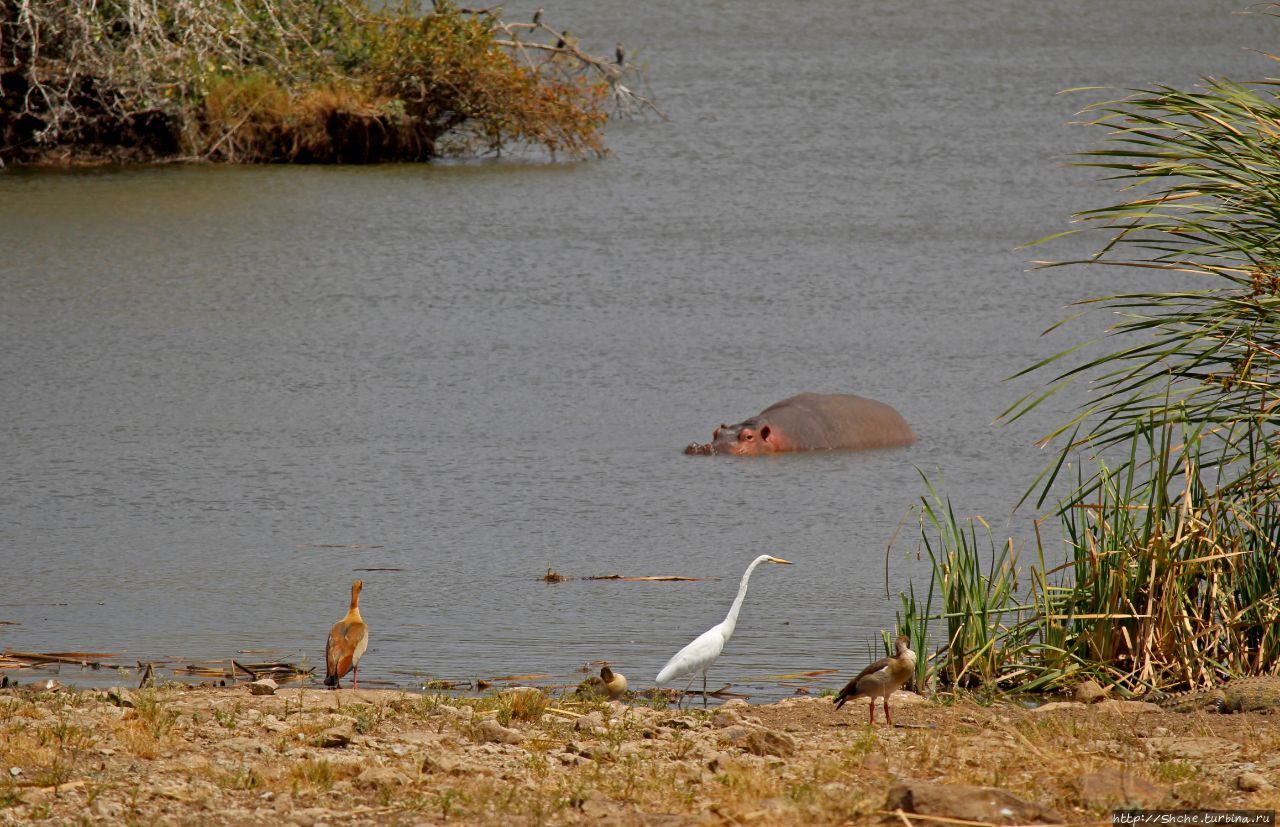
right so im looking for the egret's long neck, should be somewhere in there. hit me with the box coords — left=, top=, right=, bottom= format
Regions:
left=720, top=558, right=765, bottom=638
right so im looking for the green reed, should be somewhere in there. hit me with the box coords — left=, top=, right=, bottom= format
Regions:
left=900, top=55, right=1280, bottom=694
left=895, top=477, right=1035, bottom=689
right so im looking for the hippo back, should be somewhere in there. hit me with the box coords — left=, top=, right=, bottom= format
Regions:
left=760, top=393, right=915, bottom=451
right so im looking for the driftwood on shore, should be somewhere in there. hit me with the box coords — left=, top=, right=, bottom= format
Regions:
left=174, top=659, right=314, bottom=682
left=2, top=651, right=115, bottom=669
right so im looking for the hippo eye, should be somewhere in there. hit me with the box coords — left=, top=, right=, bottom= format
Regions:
left=741, top=432, right=754, bottom=442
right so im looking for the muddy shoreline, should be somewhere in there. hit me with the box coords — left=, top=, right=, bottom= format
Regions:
left=2, top=683, right=1279, bottom=825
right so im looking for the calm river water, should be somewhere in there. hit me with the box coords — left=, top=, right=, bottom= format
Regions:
left=0, top=1, right=1271, bottom=698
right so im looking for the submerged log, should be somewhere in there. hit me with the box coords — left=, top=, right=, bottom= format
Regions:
left=583, top=575, right=706, bottom=582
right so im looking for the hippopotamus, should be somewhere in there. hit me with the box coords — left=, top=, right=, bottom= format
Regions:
left=684, top=393, right=915, bottom=456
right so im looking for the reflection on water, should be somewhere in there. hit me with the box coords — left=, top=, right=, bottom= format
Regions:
left=0, top=1, right=1270, bottom=699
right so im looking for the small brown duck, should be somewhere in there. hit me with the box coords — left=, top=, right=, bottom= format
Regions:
left=324, top=579, right=369, bottom=690
left=833, top=634, right=916, bottom=726
left=600, top=664, right=628, bottom=700
left=576, top=663, right=628, bottom=700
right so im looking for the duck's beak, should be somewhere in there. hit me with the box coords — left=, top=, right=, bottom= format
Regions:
left=767, top=556, right=793, bottom=565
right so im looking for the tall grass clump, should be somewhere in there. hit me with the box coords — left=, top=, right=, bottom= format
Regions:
left=0, top=0, right=636, bottom=165
left=898, top=39, right=1280, bottom=694
left=1034, top=424, right=1280, bottom=688
left=899, top=478, right=1032, bottom=689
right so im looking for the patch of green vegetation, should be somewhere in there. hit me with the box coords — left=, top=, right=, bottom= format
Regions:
left=131, top=690, right=179, bottom=740
left=217, top=765, right=262, bottom=791
left=291, top=758, right=335, bottom=790
left=1151, top=761, right=1199, bottom=784
left=0, top=0, right=646, bottom=165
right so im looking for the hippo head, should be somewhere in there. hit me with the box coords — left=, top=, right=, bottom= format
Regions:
left=707, top=419, right=780, bottom=455
left=684, top=419, right=781, bottom=455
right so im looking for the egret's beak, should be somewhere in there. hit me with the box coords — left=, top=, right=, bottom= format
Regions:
left=767, top=556, right=793, bottom=565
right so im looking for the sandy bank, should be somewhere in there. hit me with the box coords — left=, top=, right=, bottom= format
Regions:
left=2, top=684, right=1279, bottom=825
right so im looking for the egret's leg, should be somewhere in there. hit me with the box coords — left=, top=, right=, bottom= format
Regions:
left=702, top=674, right=708, bottom=708
left=682, top=675, right=696, bottom=710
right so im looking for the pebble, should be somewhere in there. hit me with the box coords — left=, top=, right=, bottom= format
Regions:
left=272, top=792, right=294, bottom=814
left=247, top=679, right=278, bottom=696
left=357, top=766, right=411, bottom=789
left=220, top=736, right=267, bottom=754
left=438, top=704, right=473, bottom=722
left=93, top=800, right=124, bottom=820
left=1238, top=772, right=1270, bottom=792
left=475, top=718, right=524, bottom=744
left=422, top=752, right=463, bottom=774
left=717, top=725, right=796, bottom=758
left=261, top=714, right=288, bottom=733
left=315, top=723, right=354, bottom=748
left=863, top=753, right=888, bottom=772
left=573, top=711, right=606, bottom=732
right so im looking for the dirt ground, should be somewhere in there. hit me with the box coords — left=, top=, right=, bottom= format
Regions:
left=2, top=682, right=1279, bottom=825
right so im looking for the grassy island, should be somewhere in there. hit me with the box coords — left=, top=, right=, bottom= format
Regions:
left=0, top=0, right=639, bottom=165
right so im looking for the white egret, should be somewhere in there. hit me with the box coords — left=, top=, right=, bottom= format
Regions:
left=833, top=634, right=916, bottom=725
left=324, top=579, right=369, bottom=690
left=655, top=554, right=792, bottom=707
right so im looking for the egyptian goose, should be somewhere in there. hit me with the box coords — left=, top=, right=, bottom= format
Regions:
left=324, top=579, right=369, bottom=690
left=833, top=634, right=916, bottom=725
